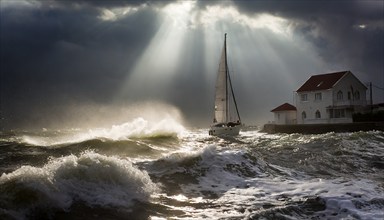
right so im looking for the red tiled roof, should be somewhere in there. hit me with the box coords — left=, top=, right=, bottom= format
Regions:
left=271, top=103, right=297, bottom=112
left=296, top=71, right=349, bottom=92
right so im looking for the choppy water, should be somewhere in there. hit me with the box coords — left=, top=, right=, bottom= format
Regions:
left=1, top=117, right=384, bottom=220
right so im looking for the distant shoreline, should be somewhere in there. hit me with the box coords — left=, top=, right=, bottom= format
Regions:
left=262, top=122, right=384, bottom=134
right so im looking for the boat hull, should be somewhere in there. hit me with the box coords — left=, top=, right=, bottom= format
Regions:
left=209, top=125, right=241, bottom=136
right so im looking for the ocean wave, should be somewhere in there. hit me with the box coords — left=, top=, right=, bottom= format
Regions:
left=0, top=151, right=159, bottom=219
left=249, top=130, right=384, bottom=179
left=17, top=117, right=185, bottom=147
left=147, top=145, right=268, bottom=197
left=2, top=128, right=384, bottom=219
left=192, top=178, right=384, bottom=219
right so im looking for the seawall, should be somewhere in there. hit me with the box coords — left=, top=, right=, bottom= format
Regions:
left=262, top=122, right=384, bottom=134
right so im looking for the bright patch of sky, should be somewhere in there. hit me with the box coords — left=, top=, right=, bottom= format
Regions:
left=95, top=1, right=291, bottom=36
left=199, top=5, right=290, bottom=35
left=99, top=6, right=141, bottom=21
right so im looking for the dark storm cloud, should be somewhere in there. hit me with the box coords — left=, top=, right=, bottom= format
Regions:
left=232, top=0, right=384, bottom=76
left=46, top=0, right=175, bottom=10
left=1, top=1, right=161, bottom=129
left=55, top=0, right=147, bottom=8
left=227, top=0, right=383, bottom=110
left=231, top=0, right=382, bottom=20
left=1, top=0, right=383, bottom=130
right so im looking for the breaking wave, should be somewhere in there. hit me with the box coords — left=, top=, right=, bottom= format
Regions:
left=0, top=151, right=159, bottom=219
left=19, top=117, right=185, bottom=147
left=1, top=128, right=383, bottom=219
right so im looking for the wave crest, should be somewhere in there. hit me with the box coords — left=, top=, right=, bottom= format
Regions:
left=20, top=116, right=185, bottom=146
left=90, top=116, right=185, bottom=140
left=0, top=151, right=159, bottom=219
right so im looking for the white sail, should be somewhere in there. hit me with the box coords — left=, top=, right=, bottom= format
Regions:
left=213, top=41, right=228, bottom=123
left=209, top=34, right=242, bottom=136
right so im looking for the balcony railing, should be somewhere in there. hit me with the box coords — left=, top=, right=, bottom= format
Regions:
left=334, top=99, right=366, bottom=106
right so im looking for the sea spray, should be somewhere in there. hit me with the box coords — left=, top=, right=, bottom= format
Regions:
left=0, top=151, right=159, bottom=219
left=1, top=128, right=383, bottom=219
left=19, top=116, right=186, bottom=147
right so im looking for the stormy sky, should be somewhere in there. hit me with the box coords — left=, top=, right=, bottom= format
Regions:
left=1, top=0, right=383, bottom=130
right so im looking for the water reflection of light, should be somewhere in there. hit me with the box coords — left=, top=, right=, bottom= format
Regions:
left=170, top=194, right=189, bottom=202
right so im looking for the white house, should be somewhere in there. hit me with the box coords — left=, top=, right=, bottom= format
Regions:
left=271, top=103, right=297, bottom=125
left=295, top=71, right=367, bottom=124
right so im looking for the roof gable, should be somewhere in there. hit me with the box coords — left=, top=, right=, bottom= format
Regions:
left=296, top=71, right=349, bottom=92
left=271, top=103, right=297, bottom=112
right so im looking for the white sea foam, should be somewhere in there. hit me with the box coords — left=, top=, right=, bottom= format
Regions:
left=156, top=140, right=384, bottom=219
left=3, top=127, right=384, bottom=219
left=86, top=116, right=185, bottom=140
left=20, top=116, right=186, bottom=147
left=0, top=151, right=159, bottom=218
left=175, top=177, right=384, bottom=219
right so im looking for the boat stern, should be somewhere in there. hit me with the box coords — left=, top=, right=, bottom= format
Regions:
left=209, top=123, right=241, bottom=136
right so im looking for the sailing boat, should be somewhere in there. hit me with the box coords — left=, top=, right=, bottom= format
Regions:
left=209, top=33, right=242, bottom=136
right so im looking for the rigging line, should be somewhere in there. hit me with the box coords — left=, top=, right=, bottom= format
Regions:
left=224, top=33, right=229, bottom=122
left=227, top=66, right=241, bottom=123
left=224, top=34, right=241, bottom=123
left=372, top=84, right=384, bottom=90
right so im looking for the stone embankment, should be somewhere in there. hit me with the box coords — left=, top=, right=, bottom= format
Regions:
left=262, top=122, right=384, bottom=134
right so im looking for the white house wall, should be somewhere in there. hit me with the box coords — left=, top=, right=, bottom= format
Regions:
left=274, top=112, right=285, bottom=124
left=286, top=111, right=297, bottom=124
left=274, top=111, right=297, bottom=125
left=332, top=73, right=367, bottom=107
left=295, top=72, right=367, bottom=125
left=296, top=90, right=333, bottom=124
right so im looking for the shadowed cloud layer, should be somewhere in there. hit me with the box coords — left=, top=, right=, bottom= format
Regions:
left=1, top=0, right=383, bottom=130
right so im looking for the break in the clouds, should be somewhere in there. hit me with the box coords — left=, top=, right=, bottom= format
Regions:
left=1, top=0, right=383, bottom=130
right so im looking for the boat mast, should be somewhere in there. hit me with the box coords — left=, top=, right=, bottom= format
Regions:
left=225, top=34, right=241, bottom=123
left=224, top=33, right=229, bottom=122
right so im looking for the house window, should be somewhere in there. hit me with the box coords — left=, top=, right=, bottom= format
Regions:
left=315, top=110, right=321, bottom=119
left=301, top=94, right=308, bottom=101
left=337, top=91, right=343, bottom=100
left=348, top=92, right=351, bottom=100
left=302, top=111, right=306, bottom=120
left=315, top=93, right=322, bottom=101
left=354, top=91, right=360, bottom=100
left=334, top=109, right=345, bottom=118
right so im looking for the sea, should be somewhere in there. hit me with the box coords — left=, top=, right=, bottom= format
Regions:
left=1, top=117, right=384, bottom=220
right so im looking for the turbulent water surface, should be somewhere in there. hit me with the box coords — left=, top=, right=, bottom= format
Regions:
left=1, top=117, right=384, bottom=220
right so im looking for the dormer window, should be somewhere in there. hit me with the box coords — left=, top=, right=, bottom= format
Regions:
left=301, top=94, right=308, bottom=101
